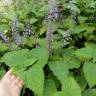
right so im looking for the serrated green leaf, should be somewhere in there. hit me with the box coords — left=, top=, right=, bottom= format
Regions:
left=43, top=79, right=57, bottom=96
left=64, top=56, right=81, bottom=69
left=1, top=48, right=48, bottom=68
left=72, top=25, right=87, bottom=34
left=29, top=48, right=49, bottom=68
left=75, top=43, right=96, bottom=62
left=75, top=46, right=96, bottom=62
left=63, top=49, right=81, bottom=69
left=62, top=77, right=81, bottom=96
left=75, top=71, right=87, bottom=91
left=83, top=62, right=96, bottom=88
left=16, top=65, right=44, bottom=96
left=48, top=61, right=69, bottom=84
left=1, top=49, right=37, bottom=67
left=52, top=77, right=81, bottom=96
left=86, top=26, right=95, bottom=33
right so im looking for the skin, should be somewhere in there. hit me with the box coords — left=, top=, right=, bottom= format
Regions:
left=0, top=69, right=23, bottom=96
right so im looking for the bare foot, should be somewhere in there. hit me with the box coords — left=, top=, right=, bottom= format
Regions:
left=0, top=69, right=23, bottom=96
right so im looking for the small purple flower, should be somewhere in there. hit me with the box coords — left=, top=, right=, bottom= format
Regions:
left=13, top=33, right=21, bottom=46
left=48, top=0, right=59, bottom=20
left=0, top=32, right=9, bottom=43
left=23, top=22, right=33, bottom=37
left=62, top=30, right=72, bottom=47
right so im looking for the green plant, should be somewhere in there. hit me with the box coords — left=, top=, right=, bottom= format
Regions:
left=0, top=0, right=96, bottom=96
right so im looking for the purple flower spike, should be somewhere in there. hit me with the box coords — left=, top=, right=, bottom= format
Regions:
left=45, top=0, right=59, bottom=55
left=12, top=16, right=19, bottom=33
left=62, top=30, right=72, bottom=47
left=70, top=0, right=77, bottom=24
left=48, top=0, right=58, bottom=20
left=46, top=24, right=53, bottom=55
left=0, top=32, right=9, bottom=43
left=23, top=22, right=33, bottom=37
left=12, top=16, right=21, bottom=46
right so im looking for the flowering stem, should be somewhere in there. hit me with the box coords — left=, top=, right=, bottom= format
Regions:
left=12, top=16, right=21, bottom=47
left=0, top=32, right=9, bottom=43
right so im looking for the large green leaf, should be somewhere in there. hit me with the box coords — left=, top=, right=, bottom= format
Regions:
left=47, top=72, right=61, bottom=90
left=63, top=56, right=81, bottom=69
left=67, top=57, right=81, bottom=69
left=29, top=48, right=49, bottom=68
left=48, top=61, right=69, bottom=84
left=43, top=79, right=57, bottom=96
left=75, top=46, right=96, bottom=62
left=62, top=77, right=81, bottom=96
left=1, top=49, right=37, bottom=68
left=52, top=77, right=81, bottom=96
left=75, top=71, right=87, bottom=91
left=72, top=24, right=87, bottom=34
left=83, top=62, right=96, bottom=88
left=16, top=64, right=44, bottom=96
left=63, top=49, right=81, bottom=69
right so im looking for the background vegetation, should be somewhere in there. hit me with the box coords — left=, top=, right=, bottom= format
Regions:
left=0, top=0, right=96, bottom=96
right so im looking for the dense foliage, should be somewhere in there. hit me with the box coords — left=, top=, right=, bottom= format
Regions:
left=0, top=0, right=96, bottom=96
